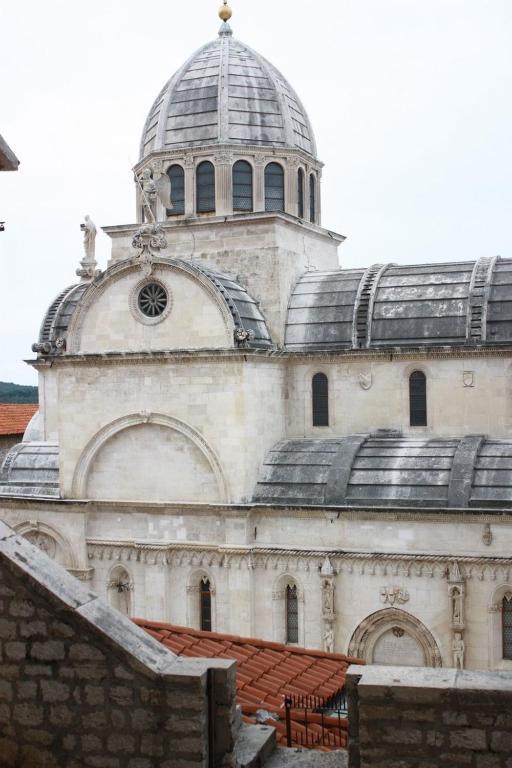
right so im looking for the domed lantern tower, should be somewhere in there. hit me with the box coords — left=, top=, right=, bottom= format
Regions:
left=135, top=2, right=322, bottom=223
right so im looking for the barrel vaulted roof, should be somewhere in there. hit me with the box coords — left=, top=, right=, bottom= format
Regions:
left=253, top=436, right=512, bottom=509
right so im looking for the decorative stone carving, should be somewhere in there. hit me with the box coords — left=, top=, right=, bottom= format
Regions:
left=150, top=159, right=164, bottom=179
left=321, top=578, right=335, bottom=619
left=77, top=215, right=100, bottom=281
left=214, top=153, right=233, bottom=165
left=463, top=371, right=475, bottom=388
left=138, top=168, right=158, bottom=222
left=24, top=531, right=57, bottom=559
left=483, top=524, right=493, bottom=546
left=183, top=154, right=195, bottom=168
left=448, top=584, right=465, bottom=629
left=234, top=328, right=255, bottom=346
left=132, top=224, right=168, bottom=277
left=359, top=372, right=373, bottom=390
left=452, top=632, right=465, bottom=669
left=380, top=586, right=409, bottom=607
left=323, top=623, right=335, bottom=654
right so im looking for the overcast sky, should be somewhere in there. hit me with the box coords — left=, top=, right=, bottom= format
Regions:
left=1, top=0, right=511, bottom=385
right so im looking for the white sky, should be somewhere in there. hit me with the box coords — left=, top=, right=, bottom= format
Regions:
left=1, top=0, right=511, bottom=385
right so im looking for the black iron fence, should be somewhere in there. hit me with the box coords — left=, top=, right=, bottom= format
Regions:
left=284, top=691, right=348, bottom=750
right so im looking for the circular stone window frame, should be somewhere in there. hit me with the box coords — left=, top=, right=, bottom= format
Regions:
left=130, top=277, right=173, bottom=326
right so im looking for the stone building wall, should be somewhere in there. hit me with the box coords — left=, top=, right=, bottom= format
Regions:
left=0, top=520, right=236, bottom=768
left=347, top=665, right=512, bottom=768
left=0, top=435, right=20, bottom=467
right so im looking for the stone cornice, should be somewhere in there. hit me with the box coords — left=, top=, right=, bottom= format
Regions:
left=26, top=342, right=512, bottom=370
left=85, top=538, right=512, bottom=579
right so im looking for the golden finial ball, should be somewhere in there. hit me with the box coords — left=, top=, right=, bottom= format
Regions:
left=219, top=2, right=232, bottom=22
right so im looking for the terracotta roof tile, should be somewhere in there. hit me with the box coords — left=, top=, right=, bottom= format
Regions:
left=134, top=619, right=364, bottom=752
left=0, top=404, right=38, bottom=437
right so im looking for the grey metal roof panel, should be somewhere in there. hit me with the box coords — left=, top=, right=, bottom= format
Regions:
left=253, top=436, right=512, bottom=509
left=286, top=258, right=512, bottom=350
left=140, top=32, right=317, bottom=158
left=0, top=442, right=60, bottom=499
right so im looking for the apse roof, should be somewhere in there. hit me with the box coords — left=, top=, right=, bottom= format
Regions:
left=0, top=442, right=60, bottom=498
left=140, top=25, right=316, bottom=159
left=286, top=257, right=512, bottom=350
left=253, top=436, right=512, bottom=509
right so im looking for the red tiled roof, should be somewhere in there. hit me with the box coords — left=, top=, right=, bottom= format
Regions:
left=0, top=404, right=38, bottom=436
left=135, top=619, right=364, bottom=752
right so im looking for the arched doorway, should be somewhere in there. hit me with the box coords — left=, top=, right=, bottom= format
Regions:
left=348, top=608, right=442, bottom=668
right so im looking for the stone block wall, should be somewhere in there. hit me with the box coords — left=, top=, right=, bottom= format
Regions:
left=0, top=520, right=237, bottom=768
left=347, top=665, right=512, bottom=768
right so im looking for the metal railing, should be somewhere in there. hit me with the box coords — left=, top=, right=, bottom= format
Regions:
left=284, top=691, right=348, bottom=750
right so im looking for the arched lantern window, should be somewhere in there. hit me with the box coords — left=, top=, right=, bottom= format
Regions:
left=265, top=162, right=284, bottom=213
left=312, top=373, right=329, bottom=427
left=196, top=161, right=216, bottom=213
left=232, top=160, right=253, bottom=211
left=309, top=173, right=316, bottom=223
left=503, top=595, right=512, bottom=660
left=167, top=165, right=185, bottom=216
left=286, top=584, right=299, bottom=644
left=409, top=371, right=427, bottom=427
left=297, top=168, right=305, bottom=219
left=200, top=578, right=212, bottom=632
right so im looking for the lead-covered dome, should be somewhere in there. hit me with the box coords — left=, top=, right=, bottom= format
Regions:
left=140, top=24, right=317, bottom=159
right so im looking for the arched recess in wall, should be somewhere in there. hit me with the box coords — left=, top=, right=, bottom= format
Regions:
left=72, top=413, right=230, bottom=503
left=187, top=570, right=216, bottom=632
left=107, top=565, right=133, bottom=616
left=272, top=573, right=304, bottom=646
left=14, top=521, right=77, bottom=570
left=489, top=584, right=512, bottom=669
left=348, top=608, right=442, bottom=668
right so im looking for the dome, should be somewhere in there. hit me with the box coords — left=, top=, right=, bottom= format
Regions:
left=140, top=25, right=317, bottom=159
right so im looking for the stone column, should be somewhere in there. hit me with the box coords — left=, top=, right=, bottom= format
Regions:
left=254, top=156, right=266, bottom=212
left=215, top=153, right=233, bottom=216
left=286, top=158, right=299, bottom=218
left=184, top=154, right=195, bottom=216
left=316, top=168, right=322, bottom=226
left=320, top=557, right=336, bottom=652
left=448, top=560, right=466, bottom=668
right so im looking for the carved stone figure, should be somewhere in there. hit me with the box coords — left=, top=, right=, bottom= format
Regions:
left=77, top=215, right=100, bottom=281
left=323, top=624, right=335, bottom=654
left=452, top=632, right=465, bottom=669
left=322, top=579, right=334, bottom=617
left=138, top=168, right=158, bottom=222
left=451, top=587, right=462, bottom=624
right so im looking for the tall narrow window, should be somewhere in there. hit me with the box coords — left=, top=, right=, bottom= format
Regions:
left=409, top=371, right=427, bottom=427
left=503, top=595, right=512, bottom=660
left=309, top=173, right=316, bottom=222
left=286, top=584, right=298, bottom=644
left=196, top=161, right=216, bottom=213
left=167, top=165, right=185, bottom=216
left=200, top=578, right=212, bottom=632
left=233, top=160, right=253, bottom=211
left=265, top=162, right=284, bottom=212
left=312, top=373, right=329, bottom=427
left=297, top=168, right=304, bottom=219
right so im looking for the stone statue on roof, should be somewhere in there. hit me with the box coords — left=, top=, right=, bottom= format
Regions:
left=77, top=215, right=100, bottom=281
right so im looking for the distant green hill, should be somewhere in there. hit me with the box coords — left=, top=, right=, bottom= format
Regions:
left=0, top=381, right=38, bottom=404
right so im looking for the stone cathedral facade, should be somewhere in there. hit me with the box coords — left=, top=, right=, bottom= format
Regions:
left=2, top=8, right=512, bottom=673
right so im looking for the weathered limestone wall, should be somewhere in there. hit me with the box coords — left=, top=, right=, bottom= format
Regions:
left=0, top=521, right=236, bottom=768
left=346, top=665, right=512, bottom=768
left=0, top=436, right=19, bottom=466
left=41, top=356, right=285, bottom=502
left=288, top=355, right=512, bottom=438
left=103, top=215, right=341, bottom=345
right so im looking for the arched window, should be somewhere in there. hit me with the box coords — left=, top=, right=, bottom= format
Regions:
left=196, top=161, right=216, bottom=213
left=200, top=577, right=212, bottom=632
left=286, top=584, right=299, bottom=644
left=167, top=165, right=185, bottom=216
left=232, top=160, right=253, bottom=211
left=297, top=168, right=305, bottom=219
left=309, top=174, right=316, bottom=222
left=409, top=371, right=427, bottom=427
left=312, top=373, right=329, bottom=427
left=265, top=162, right=284, bottom=212
left=107, top=566, right=132, bottom=616
left=503, top=595, right=512, bottom=660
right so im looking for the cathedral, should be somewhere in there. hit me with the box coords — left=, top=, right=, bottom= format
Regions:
left=2, top=2, right=512, bottom=673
